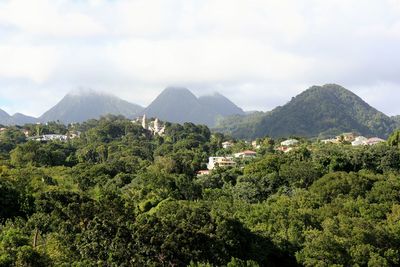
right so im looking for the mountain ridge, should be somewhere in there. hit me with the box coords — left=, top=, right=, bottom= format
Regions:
left=214, top=84, right=397, bottom=139
left=1, top=85, right=398, bottom=138
left=39, top=90, right=144, bottom=124
left=0, top=109, right=39, bottom=126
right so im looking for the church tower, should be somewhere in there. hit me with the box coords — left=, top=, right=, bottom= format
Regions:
left=142, top=114, right=147, bottom=129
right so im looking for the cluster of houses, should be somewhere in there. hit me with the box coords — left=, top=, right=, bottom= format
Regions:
left=197, top=133, right=388, bottom=176
left=321, top=132, right=385, bottom=146
left=198, top=138, right=302, bottom=176
left=197, top=149, right=258, bottom=176
left=276, top=139, right=299, bottom=153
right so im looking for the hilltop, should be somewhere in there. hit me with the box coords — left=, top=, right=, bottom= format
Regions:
left=215, top=84, right=396, bottom=139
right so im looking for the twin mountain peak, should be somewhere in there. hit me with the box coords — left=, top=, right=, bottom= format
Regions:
left=0, top=84, right=398, bottom=139
left=0, top=87, right=244, bottom=126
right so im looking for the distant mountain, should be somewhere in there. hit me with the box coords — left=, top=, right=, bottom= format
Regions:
left=39, top=89, right=143, bottom=124
left=0, top=109, right=38, bottom=126
left=198, top=93, right=244, bottom=117
left=11, top=113, right=38, bottom=125
left=392, top=115, right=400, bottom=128
left=215, top=84, right=396, bottom=139
left=0, top=109, right=11, bottom=125
left=141, top=87, right=244, bottom=126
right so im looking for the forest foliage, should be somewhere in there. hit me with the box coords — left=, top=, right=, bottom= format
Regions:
left=1, top=115, right=400, bottom=266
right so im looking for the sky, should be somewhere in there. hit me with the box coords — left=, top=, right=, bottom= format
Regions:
left=0, top=0, right=400, bottom=117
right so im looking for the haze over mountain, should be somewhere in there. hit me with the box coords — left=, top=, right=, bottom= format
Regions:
left=0, top=108, right=11, bottom=125
left=1, top=87, right=244, bottom=126
left=11, top=113, right=38, bottom=125
left=140, top=87, right=245, bottom=126
left=215, top=84, right=397, bottom=139
left=39, top=89, right=144, bottom=124
left=0, top=109, right=38, bottom=126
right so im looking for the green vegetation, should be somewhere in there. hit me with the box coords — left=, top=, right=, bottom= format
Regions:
left=1, top=115, right=400, bottom=266
left=215, top=84, right=397, bottom=139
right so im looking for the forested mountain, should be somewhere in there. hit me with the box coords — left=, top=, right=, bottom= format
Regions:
left=215, top=84, right=397, bottom=139
left=0, top=109, right=38, bottom=126
left=39, top=89, right=143, bottom=123
left=392, top=115, right=400, bottom=128
left=141, top=87, right=244, bottom=127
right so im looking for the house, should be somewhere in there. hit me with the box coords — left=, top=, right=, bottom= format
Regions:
left=366, top=137, right=385, bottom=146
left=207, top=157, right=236, bottom=170
left=350, top=136, right=384, bottom=146
left=197, top=170, right=211, bottom=176
left=351, top=136, right=368, bottom=146
left=29, top=134, right=68, bottom=142
left=222, top=141, right=233, bottom=149
left=41, top=134, right=68, bottom=141
left=234, top=150, right=257, bottom=158
left=280, top=139, right=299, bottom=147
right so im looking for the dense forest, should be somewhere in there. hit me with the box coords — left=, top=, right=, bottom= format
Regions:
left=1, top=115, right=400, bottom=266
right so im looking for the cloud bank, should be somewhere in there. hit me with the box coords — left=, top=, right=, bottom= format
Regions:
left=0, top=0, right=399, bottom=116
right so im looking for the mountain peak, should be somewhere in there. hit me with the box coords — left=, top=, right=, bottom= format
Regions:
left=216, top=84, right=396, bottom=139
left=142, top=87, right=244, bottom=126
left=40, top=90, right=143, bottom=123
left=160, top=87, right=197, bottom=98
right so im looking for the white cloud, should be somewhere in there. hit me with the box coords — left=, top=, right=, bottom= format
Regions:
left=0, top=0, right=106, bottom=37
left=108, top=38, right=311, bottom=83
left=0, top=0, right=399, bottom=116
left=0, top=45, right=59, bottom=83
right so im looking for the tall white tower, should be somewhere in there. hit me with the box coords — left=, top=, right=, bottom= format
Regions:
left=142, top=114, right=147, bottom=129
left=154, top=118, right=159, bottom=132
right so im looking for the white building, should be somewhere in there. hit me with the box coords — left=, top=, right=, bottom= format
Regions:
left=31, top=134, right=68, bottom=142
left=351, top=136, right=385, bottom=146
left=321, top=138, right=339, bottom=144
left=234, top=150, right=257, bottom=158
left=207, top=157, right=236, bottom=170
left=280, top=139, right=299, bottom=147
left=351, top=136, right=368, bottom=146
left=366, top=137, right=385, bottom=146
left=222, top=141, right=233, bottom=149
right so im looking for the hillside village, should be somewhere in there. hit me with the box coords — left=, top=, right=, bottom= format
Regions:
left=0, top=121, right=388, bottom=180
left=197, top=132, right=386, bottom=176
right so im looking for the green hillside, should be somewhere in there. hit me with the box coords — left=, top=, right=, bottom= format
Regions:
left=215, top=84, right=396, bottom=139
